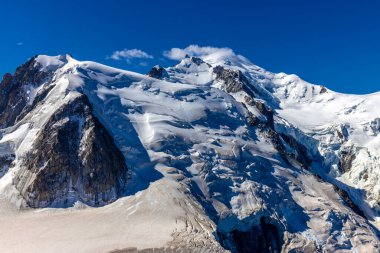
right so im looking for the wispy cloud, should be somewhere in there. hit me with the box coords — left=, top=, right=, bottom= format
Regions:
left=16, top=42, right=24, bottom=46
left=138, top=61, right=149, bottom=67
left=163, top=45, right=234, bottom=60
left=108, top=48, right=153, bottom=63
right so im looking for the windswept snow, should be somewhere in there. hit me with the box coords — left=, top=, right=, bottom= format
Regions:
left=0, top=50, right=380, bottom=252
left=0, top=179, right=206, bottom=253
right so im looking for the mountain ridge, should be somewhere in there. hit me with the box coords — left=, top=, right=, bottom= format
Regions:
left=0, top=51, right=379, bottom=252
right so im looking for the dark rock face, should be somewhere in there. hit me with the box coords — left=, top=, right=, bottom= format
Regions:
left=0, top=154, right=15, bottom=178
left=147, top=65, right=169, bottom=79
left=213, top=66, right=259, bottom=97
left=244, top=96, right=274, bottom=128
left=333, top=185, right=365, bottom=218
left=190, top=56, right=210, bottom=67
left=262, top=129, right=312, bottom=169
left=213, top=66, right=247, bottom=93
left=218, top=217, right=282, bottom=253
left=14, top=94, right=128, bottom=208
left=279, top=133, right=311, bottom=167
left=320, top=85, right=327, bottom=94
left=246, top=110, right=261, bottom=127
left=339, top=146, right=356, bottom=173
left=0, top=56, right=50, bottom=128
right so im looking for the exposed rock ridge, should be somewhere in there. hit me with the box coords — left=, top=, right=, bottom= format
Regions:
left=213, top=65, right=260, bottom=97
left=147, top=65, right=169, bottom=79
left=0, top=56, right=52, bottom=128
left=13, top=94, right=128, bottom=208
left=217, top=67, right=312, bottom=169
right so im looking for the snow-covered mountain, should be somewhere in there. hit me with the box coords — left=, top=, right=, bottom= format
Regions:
left=0, top=50, right=379, bottom=253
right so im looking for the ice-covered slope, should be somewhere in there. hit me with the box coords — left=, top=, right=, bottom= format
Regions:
left=0, top=52, right=379, bottom=253
left=167, top=50, right=380, bottom=227
left=272, top=77, right=380, bottom=222
left=247, top=64, right=380, bottom=227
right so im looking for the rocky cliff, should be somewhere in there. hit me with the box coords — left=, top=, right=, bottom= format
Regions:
left=0, top=52, right=379, bottom=253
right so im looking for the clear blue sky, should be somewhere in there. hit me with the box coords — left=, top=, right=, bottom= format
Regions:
left=1, top=0, right=379, bottom=94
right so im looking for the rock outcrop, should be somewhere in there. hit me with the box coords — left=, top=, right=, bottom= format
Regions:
left=339, top=145, right=356, bottom=173
left=13, top=94, right=128, bottom=208
left=147, top=65, right=169, bottom=79
left=218, top=217, right=282, bottom=253
left=0, top=56, right=50, bottom=128
left=213, top=65, right=259, bottom=97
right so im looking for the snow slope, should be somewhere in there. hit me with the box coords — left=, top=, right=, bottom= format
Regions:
left=0, top=52, right=379, bottom=252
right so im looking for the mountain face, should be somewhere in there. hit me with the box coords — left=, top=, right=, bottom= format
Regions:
left=15, top=93, right=128, bottom=208
left=0, top=52, right=379, bottom=252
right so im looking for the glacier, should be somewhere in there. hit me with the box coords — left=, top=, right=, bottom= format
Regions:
left=0, top=50, right=379, bottom=252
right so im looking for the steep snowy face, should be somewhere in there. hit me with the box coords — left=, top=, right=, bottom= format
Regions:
left=170, top=49, right=380, bottom=225
left=161, top=50, right=380, bottom=251
left=0, top=55, right=128, bottom=208
left=0, top=53, right=379, bottom=252
left=265, top=69, right=380, bottom=226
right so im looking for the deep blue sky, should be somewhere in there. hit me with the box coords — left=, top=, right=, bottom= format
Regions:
left=1, top=0, right=379, bottom=94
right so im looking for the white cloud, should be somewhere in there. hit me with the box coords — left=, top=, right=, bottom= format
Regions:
left=16, top=42, right=24, bottom=46
left=109, top=49, right=153, bottom=62
left=163, top=45, right=234, bottom=60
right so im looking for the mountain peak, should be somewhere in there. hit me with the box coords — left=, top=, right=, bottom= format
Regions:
left=34, top=54, right=76, bottom=72
left=1, top=51, right=380, bottom=252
